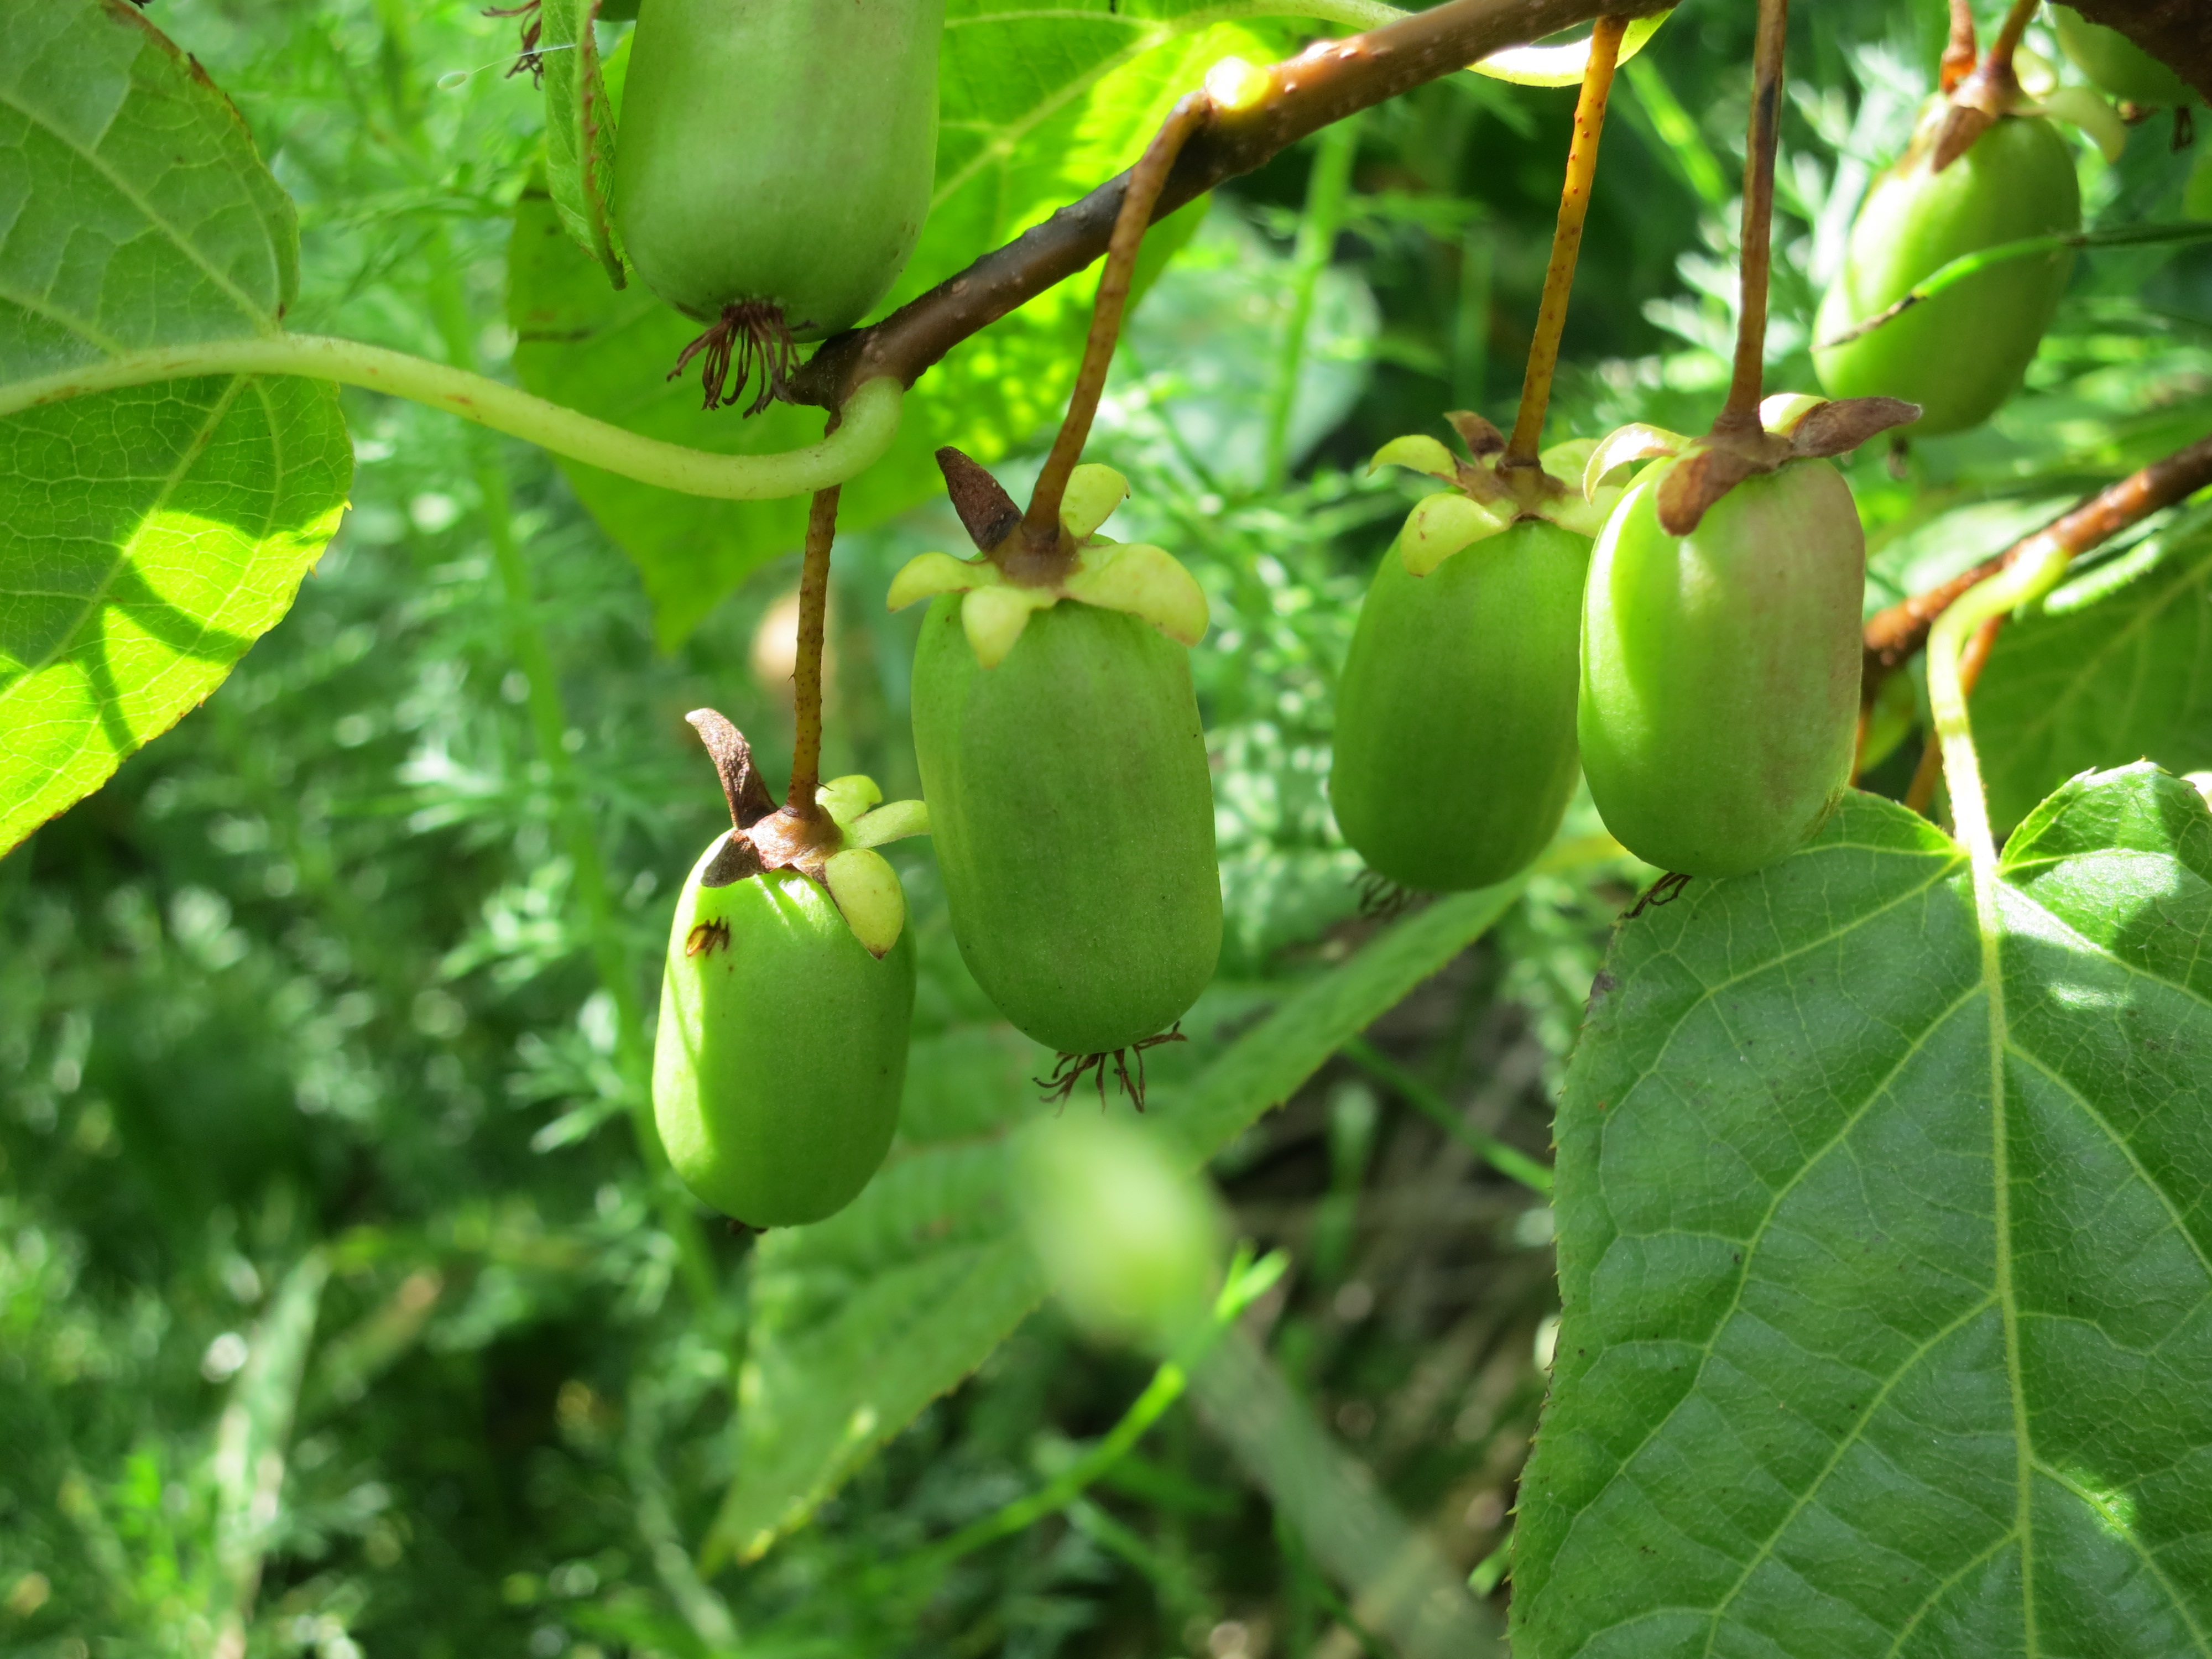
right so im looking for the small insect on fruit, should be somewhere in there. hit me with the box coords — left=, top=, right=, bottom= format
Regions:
left=651, top=711, right=928, bottom=1228
left=612, top=0, right=943, bottom=409
left=1813, top=106, right=2080, bottom=437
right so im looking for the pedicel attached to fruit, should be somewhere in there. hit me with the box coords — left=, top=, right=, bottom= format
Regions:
left=892, top=451, right=1221, bottom=1079
left=1330, top=417, right=1620, bottom=895
left=1577, top=395, right=1914, bottom=879
left=650, top=710, right=928, bottom=1228
left=612, top=0, right=943, bottom=410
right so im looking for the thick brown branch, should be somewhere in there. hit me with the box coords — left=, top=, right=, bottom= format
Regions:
left=1861, top=432, right=2212, bottom=687
left=790, top=0, right=1672, bottom=411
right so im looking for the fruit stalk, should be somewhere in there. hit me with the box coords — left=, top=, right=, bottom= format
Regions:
left=1020, top=95, right=1211, bottom=556
left=1941, top=0, right=1979, bottom=92
left=1720, top=0, right=1788, bottom=432
left=1504, top=13, right=1627, bottom=466
left=789, top=467, right=842, bottom=817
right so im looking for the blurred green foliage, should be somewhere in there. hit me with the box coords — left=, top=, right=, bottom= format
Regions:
left=5, top=1, right=2209, bottom=1655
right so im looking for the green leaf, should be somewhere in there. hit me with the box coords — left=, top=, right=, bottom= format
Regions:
left=509, top=15, right=1272, bottom=647
left=1514, top=770, right=2212, bottom=1656
left=0, top=0, right=351, bottom=852
left=538, top=0, right=625, bottom=286
left=1974, top=514, right=2212, bottom=833
left=709, top=882, right=1525, bottom=1563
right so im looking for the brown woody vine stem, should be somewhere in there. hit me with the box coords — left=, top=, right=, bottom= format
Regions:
left=1020, top=95, right=1212, bottom=551
left=1503, top=13, right=1627, bottom=468
left=1718, top=0, right=1787, bottom=436
left=788, top=0, right=1674, bottom=414
left=1864, top=431, right=2212, bottom=808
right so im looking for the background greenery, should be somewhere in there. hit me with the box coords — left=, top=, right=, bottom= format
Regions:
left=5, top=1, right=2210, bottom=1655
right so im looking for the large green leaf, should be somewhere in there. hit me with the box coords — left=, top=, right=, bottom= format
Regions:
left=710, top=881, right=1526, bottom=1563
left=538, top=0, right=625, bottom=286
left=1974, top=511, right=2212, bottom=833
left=510, top=11, right=1279, bottom=647
left=0, top=0, right=351, bottom=852
left=1514, top=769, right=2212, bottom=1656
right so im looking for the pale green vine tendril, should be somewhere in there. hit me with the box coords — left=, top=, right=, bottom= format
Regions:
left=1927, top=536, right=2074, bottom=883
left=0, top=337, right=903, bottom=501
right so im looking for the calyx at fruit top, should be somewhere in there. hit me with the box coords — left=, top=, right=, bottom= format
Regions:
left=1934, top=25, right=2127, bottom=168
left=685, top=709, right=927, bottom=957
left=1582, top=393, right=1922, bottom=536
left=887, top=448, right=1208, bottom=669
left=1369, top=412, right=1620, bottom=576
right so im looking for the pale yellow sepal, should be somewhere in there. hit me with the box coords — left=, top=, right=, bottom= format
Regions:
left=888, top=550, right=983, bottom=612
left=1370, top=434, right=1459, bottom=481
left=1535, top=439, right=1618, bottom=534
left=1584, top=423, right=1688, bottom=500
left=823, top=847, right=906, bottom=958
left=1757, top=393, right=1827, bottom=437
left=963, top=583, right=1057, bottom=669
left=816, top=774, right=883, bottom=828
left=1399, top=491, right=1507, bottom=576
left=1205, top=54, right=1272, bottom=113
left=1063, top=542, right=1210, bottom=646
left=847, top=797, right=929, bottom=849
left=1472, top=12, right=1670, bottom=87
left=1062, top=463, right=1130, bottom=540
left=2036, top=86, right=2127, bottom=163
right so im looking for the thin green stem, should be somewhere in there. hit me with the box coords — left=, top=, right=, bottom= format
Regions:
left=1264, top=112, right=1363, bottom=492
left=0, top=336, right=901, bottom=503
left=1817, top=221, right=2212, bottom=351
left=1339, top=1036, right=1553, bottom=1193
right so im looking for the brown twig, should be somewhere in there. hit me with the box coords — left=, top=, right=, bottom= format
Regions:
left=1861, top=433, right=2212, bottom=688
left=1719, top=0, right=1788, bottom=435
left=1940, top=0, right=1979, bottom=93
left=1020, top=96, right=1211, bottom=551
left=788, top=0, right=1673, bottom=414
left=1503, top=14, right=1627, bottom=467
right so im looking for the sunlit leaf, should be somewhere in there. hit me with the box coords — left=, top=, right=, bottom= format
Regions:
left=1515, top=769, right=2212, bottom=1655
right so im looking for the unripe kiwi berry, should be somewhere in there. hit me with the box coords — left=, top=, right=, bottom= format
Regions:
left=613, top=0, right=942, bottom=340
left=652, top=837, right=915, bottom=1228
left=1331, top=518, right=1590, bottom=893
left=911, top=597, right=1220, bottom=1059
left=2052, top=7, right=2194, bottom=108
left=1580, top=459, right=1865, bottom=879
left=1813, top=113, right=2080, bottom=437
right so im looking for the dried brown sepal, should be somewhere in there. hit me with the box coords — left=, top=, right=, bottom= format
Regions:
left=1354, top=868, right=1419, bottom=921
left=1786, top=395, right=1922, bottom=457
left=687, top=708, right=778, bottom=830
left=1034, top=1025, right=1188, bottom=1112
left=1624, top=870, right=1693, bottom=918
left=1446, top=410, right=1509, bottom=460
left=1653, top=444, right=1764, bottom=536
left=700, top=836, right=765, bottom=889
left=669, top=301, right=799, bottom=415
left=744, top=806, right=844, bottom=883
left=935, top=447, right=1024, bottom=552
left=486, top=0, right=545, bottom=84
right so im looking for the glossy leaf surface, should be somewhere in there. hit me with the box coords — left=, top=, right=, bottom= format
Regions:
left=0, top=0, right=350, bottom=851
left=1515, top=770, right=2212, bottom=1656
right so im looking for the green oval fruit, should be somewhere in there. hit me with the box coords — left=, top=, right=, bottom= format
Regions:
left=1330, top=518, right=1590, bottom=892
left=912, top=597, right=1220, bottom=1057
left=1018, top=1113, right=1224, bottom=1354
left=2053, top=7, right=2193, bottom=106
left=1580, top=460, right=1865, bottom=879
left=651, top=838, right=915, bottom=1227
left=613, top=0, right=942, bottom=337
left=1813, top=114, right=2080, bottom=437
